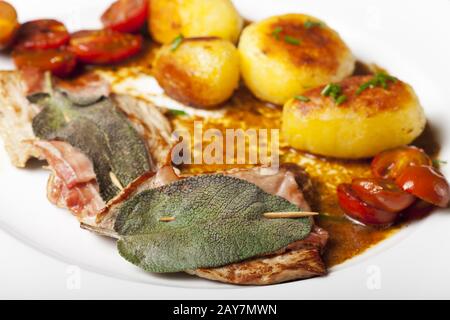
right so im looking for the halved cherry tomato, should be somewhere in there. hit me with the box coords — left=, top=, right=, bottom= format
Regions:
left=337, top=183, right=399, bottom=226
left=15, top=19, right=70, bottom=50
left=69, top=29, right=142, bottom=65
left=396, top=165, right=450, bottom=208
left=0, top=1, right=19, bottom=50
left=12, top=48, right=77, bottom=77
left=371, top=146, right=431, bottom=180
left=401, top=200, right=435, bottom=222
left=351, top=178, right=415, bottom=212
left=101, top=0, right=148, bottom=33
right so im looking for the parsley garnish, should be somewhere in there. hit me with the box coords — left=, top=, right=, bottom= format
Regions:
left=304, top=20, right=324, bottom=29
left=295, top=95, right=310, bottom=102
left=321, top=83, right=347, bottom=105
left=171, top=34, right=184, bottom=51
left=335, top=95, right=347, bottom=105
left=272, top=27, right=283, bottom=40
left=432, top=159, right=447, bottom=168
left=272, top=27, right=301, bottom=45
left=284, top=35, right=301, bottom=45
left=356, top=72, right=398, bottom=95
left=321, top=83, right=337, bottom=96
left=169, top=109, right=188, bottom=116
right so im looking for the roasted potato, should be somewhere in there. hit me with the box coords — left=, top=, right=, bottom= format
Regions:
left=238, top=14, right=355, bottom=105
left=282, top=75, right=426, bottom=159
left=153, top=37, right=240, bottom=109
left=149, top=0, right=243, bottom=44
left=0, top=1, right=19, bottom=50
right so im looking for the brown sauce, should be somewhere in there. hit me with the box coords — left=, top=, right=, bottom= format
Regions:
left=100, top=42, right=440, bottom=268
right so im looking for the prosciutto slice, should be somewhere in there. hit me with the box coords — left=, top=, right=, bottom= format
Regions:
left=47, top=174, right=105, bottom=219
left=35, top=140, right=96, bottom=188
left=35, top=140, right=105, bottom=220
left=55, top=72, right=111, bottom=106
left=224, top=165, right=313, bottom=211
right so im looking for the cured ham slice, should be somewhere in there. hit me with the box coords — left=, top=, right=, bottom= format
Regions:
left=224, top=165, right=313, bottom=211
left=55, top=72, right=111, bottom=106
left=19, top=67, right=48, bottom=97
left=47, top=173, right=105, bottom=221
left=35, top=140, right=106, bottom=220
left=35, top=140, right=96, bottom=188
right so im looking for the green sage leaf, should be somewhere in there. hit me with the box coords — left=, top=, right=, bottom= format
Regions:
left=32, top=90, right=150, bottom=201
left=115, top=174, right=313, bottom=273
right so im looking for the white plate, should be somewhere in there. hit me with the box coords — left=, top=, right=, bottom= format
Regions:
left=1, top=0, right=450, bottom=299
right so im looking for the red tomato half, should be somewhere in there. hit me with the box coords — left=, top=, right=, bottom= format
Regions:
left=371, top=146, right=431, bottom=180
left=396, top=165, right=450, bottom=208
left=337, top=183, right=399, bottom=226
left=15, top=19, right=70, bottom=50
left=101, top=0, right=148, bottom=33
left=69, top=29, right=142, bottom=64
left=12, top=48, right=77, bottom=77
left=351, top=178, right=415, bottom=212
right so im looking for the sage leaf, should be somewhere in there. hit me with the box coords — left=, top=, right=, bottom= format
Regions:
left=115, top=174, right=313, bottom=273
left=32, top=90, right=150, bottom=201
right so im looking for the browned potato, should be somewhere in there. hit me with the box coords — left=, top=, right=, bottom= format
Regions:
left=239, top=14, right=355, bottom=105
left=149, top=0, right=243, bottom=44
left=282, top=75, right=426, bottom=158
left=0, top=1, right=19, bottom=50
left=153, top=37, right=240, bottom=109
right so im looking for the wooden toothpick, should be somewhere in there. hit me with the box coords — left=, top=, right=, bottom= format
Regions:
left=263, top=211, right=319, bottom=219
left=158, top=212, right=317, bottom=222
left=109, top=171, right=124, bottom=190
left=159, top=216, right=176, bottom=222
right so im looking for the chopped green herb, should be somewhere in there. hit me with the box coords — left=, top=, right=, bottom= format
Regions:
left=355, top=82, right=372, bottom=95
left=295, top=95, right=311, bottom=102
left=321, top=83, right=334, bottom=96
left=304, top=20, right=324, bottom=29
left=335, top=95, right=347, bottom=105
left=169, top=109, right=188, bottom=116
left=433, top=159, right=447, bottom=168
left=272, top=26, right=283, bottom=40
left=271, top=28, right=301, bottom=45
left=284, top=35, right=301, bottom=45
left=171, top=34, right=184, bottom=51
left=356, top=72, right=398, bottom=95
left=321, top=83, right=347, bottom=105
